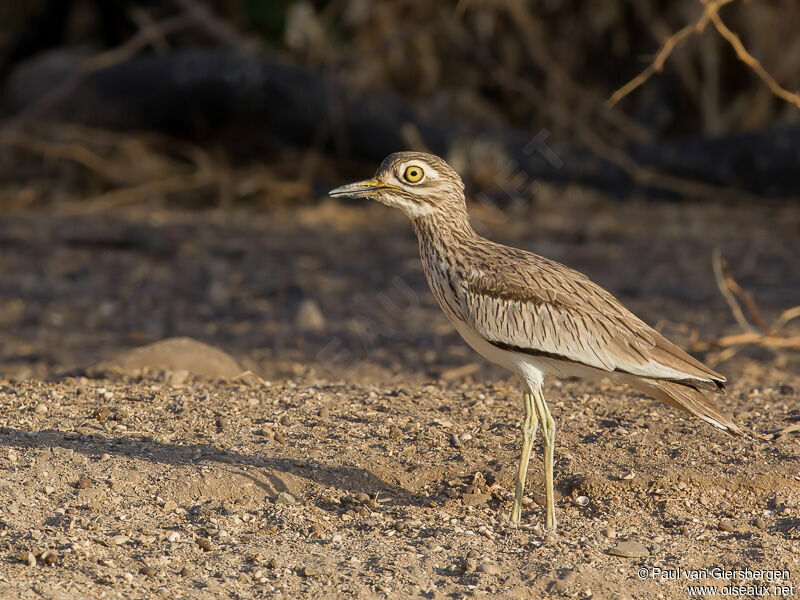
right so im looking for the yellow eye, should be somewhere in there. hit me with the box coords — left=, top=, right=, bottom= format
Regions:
left=403, top=165, right=424, bottom=184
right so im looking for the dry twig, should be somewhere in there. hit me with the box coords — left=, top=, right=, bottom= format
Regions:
left=608, top=0, right=800, bottom=111
left=693, top=250, right=800, bottom=357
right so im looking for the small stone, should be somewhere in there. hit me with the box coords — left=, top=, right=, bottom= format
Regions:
left=394, top=520, right=408, bottom=532
left=295, top=299, right=326, bottom=332
left=94, top=408, right=114, bottom=422
left=167, top=531, right=181, bottom=543
left=139, top=566, right=156, bottom=577
left=112, top=535, right=130, bottom=546
left=163, top=500, right=178, bottom=512
left=718, top=519, right=735, bottom=532
left=75, top=475, right=92, bottom=490
left=462, top=493, right=492, bottom=507
left=477, top=562, right=501, bottom=575
left=274, top=492, right=297, bottom=506
left=23, top=551, right=36, bottom=567
left=463, top=558, right=478, bottom=573
left=300, top=565, right=323, bottom=577
left=196, top=537, right=212, bottom=551
left=607, top=541, right=649, bottom=558
left=754, top=517, right=768, bottom=530
left=34, top=402, right=48, bottom=415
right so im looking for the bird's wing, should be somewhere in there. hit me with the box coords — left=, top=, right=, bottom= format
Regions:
left=459, top=256, right=724, bottom=386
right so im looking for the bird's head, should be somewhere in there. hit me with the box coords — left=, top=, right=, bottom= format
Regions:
left=329, top=152, right=466, bottom=219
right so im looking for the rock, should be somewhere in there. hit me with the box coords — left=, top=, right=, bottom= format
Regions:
left=607, top=541, right=649, bottom=558
left=300, top=565, right=324, bottom=577
left=75, top=475, right=92, bottom=489
left=95, top=337, right=243, bottom=379
left=274, top=492, right=297, bottom=506
left=718, top=519, right=735, bottom=532
left=196, top=537, right=212, bottom=551
left=295, top=299, right=326, bottom=332
left=462, top=492, right=492, bottom=507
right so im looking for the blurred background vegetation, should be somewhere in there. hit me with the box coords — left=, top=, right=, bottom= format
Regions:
left=1, top=0, right=799, bottom=213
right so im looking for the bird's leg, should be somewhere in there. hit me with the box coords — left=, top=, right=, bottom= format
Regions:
left=533, top=387, right=557, bottom=530
left=512, top=387, right=538, bottom=525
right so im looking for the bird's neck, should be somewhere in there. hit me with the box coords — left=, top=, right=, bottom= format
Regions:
left=411, top=206, right=477, bottom=260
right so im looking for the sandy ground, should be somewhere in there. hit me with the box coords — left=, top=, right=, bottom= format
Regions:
left=0, top=190, right=798, bottom=599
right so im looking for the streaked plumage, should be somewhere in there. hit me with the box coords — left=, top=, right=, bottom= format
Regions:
left=330, top=151, right=740, bottom=529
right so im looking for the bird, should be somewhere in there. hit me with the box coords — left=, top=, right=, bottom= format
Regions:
left=329, top=151, right=741, bottom=530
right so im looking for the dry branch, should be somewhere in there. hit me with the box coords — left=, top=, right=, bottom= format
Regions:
left=693, top=251, right=800, bottom=357
left=608, top=0, right=800, bottom=112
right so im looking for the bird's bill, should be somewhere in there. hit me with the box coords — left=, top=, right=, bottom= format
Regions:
left=329, top=178, right=393, bottom=198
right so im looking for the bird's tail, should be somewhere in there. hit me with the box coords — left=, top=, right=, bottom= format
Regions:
left=631, top=378, right=743, bottom=436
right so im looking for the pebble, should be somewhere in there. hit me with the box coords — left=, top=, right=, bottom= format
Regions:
left=274, top=492, right=297, bottom=506
left=94, top=407, right=114, bottom=422
left=463, top=558, right=478, bottom=573
left=607, top=541, right=649, bottom=558
left=718, top=519, right=736, bottom=532
left=196, top=537, right=212, bottom=551
left=34, top=402, right=48, bottom=415
left=394, top=520, right=408, bottom=532
left=22, top=551, right=36, bottom=567
left=167, top=532, right=181, bottom=543
left=462, top=492, right=492, bottom=507
left=140, top=566, right=156, bottom=577
left=300, top=565, right=323, bottom=577
left=75, top=475, right=92, bottom=490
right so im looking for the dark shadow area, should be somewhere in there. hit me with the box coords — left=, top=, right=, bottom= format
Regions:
left=0, top=427, right=427, bottom=508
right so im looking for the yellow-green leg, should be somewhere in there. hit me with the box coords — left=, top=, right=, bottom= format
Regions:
left=533, top=386, right=557, bottom=530
left=512, top=387, right=538, bottom=525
